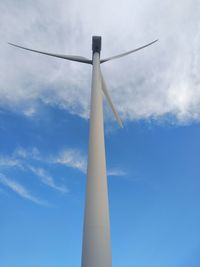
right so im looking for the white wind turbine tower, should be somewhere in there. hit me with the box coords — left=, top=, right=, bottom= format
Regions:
left=9, top=36, right=157, bottom=267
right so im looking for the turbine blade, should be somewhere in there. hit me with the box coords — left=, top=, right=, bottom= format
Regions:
left=100, top=71, right=123, bottom=128
left=8, top=42, right=92, bottom=64
left=100, top=39, right=158, bottom=63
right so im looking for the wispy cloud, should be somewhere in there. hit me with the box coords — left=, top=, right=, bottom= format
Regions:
left=13, top=147, right=41, bottom=161
left=52, top=149, right=87, bottom=173
left=0, top=147, right=126, bottom=177
left=107, top=169, right=127, bottom=177
left=11, top=147, right=86, bottom=174
left=28, top=166, right=69, bottom=193
left=0, top=148, right=69, bottom=194
left=0, top=147, right=40, bottom=169
left=52, top=149, right=128, bottom=178
left=0, top=174, right=48, bottom=206
left=53, top=150, right=128, bottom=178
left=0, top=147, right=127, bottom=204
left=0, top=156, right=23, bottom=169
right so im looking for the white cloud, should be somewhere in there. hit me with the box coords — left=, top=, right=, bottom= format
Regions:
left=23, top=107, right=37, bottom=117
left=0, top=147, right=40, bottom=169
left=0, top=174, right=48, bottom=206
left=0, top=156, right=23, bottom=169
left=28, top=166, right=69, bottom=193
left=52, top=149, right=87, bottom=173
left=13, top=147, right=41, bottom=160
left=0, top=0, right=199, bottom=124
left=0, top=147, right=128, bottom=204
left=107, top=169, right=127, bottom=177
left=0, top=147, right=126, bottom=179
left=0, top=148, right=69, bottom=193
left=52, top=149, right=127, bottom=178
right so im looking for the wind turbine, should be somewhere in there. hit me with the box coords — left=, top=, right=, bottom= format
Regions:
left=9, top=36, right=157, bottom=267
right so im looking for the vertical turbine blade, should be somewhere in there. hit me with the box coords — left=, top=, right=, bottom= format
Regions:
left=100, top=71, right=123, bottom=128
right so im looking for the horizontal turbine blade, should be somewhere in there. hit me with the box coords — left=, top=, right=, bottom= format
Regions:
left=8, top=42, right=92, bottom=64
left=100, top=71, right=123, bottom=128
left=100, top=39, right=158, bottom=63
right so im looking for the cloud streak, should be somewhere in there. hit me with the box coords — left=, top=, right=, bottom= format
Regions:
left=0, top=174, right=48, bottom=206
left=107, top=169, right=127, bottom=177
left=0, top=0, right=199, bottom=123
left=0, top=146, right=126, bottom=176
left=29, top=166, right=69, bottom=193
left=0, top=147, right=127, bottom=204
left=51, top=149, right=127, bottom=177
left=51, top=149, right=87, bottom=173
left=0, top=156, right=23, bottom=169
left=0, top=147, right=69, bottom=194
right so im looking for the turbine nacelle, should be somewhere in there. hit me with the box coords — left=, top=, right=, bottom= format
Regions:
left=92, top=36, right=102, bottom=54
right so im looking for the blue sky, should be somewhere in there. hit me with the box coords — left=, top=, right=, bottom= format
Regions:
left=1, top=105, right=200, bottom=267
left=1, top=0, right=200, bottom=266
